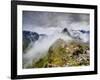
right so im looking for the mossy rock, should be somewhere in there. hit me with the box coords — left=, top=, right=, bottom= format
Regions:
left=47, top=39, right=90, bottom=67
left=32, top=38, right=90, bottom=68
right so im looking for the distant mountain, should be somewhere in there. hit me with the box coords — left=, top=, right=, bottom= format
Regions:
left=23, top=31, right=39, bottom=53
left=79, top=30, right=89, bottom=34
left=39, top=34, right=47, bottom=40
left=39, top=34, right=47, bottom=37
left=62, top=28, right=90, bottom=43
left=23, top=31, right=39, bottom=42
left=62, top=28, right=71, bottom=36
left=23, top=31, right=48, bottom=53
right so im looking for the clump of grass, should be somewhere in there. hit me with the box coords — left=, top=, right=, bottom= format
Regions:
left=32, top=55, right=48, bottom=68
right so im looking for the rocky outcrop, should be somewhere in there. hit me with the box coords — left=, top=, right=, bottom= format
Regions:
left=32, top=38, right=90, bottom=68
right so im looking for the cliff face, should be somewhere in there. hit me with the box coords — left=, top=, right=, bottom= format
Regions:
left=32, top=38, right=89, bottom=68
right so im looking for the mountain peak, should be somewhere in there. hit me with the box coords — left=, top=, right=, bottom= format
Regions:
left=62, top=28, right=71, bottom=36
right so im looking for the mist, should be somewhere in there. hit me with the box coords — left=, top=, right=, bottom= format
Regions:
left=22, top=11, right=90, bottom=68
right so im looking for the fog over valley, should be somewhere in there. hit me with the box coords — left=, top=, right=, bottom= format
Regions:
left=22, top=11, right=90, bottom=68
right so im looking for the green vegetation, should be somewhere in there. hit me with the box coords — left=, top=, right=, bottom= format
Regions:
left=32, top=55, right=48, bottom=68
left=31, top=38, right=90, bottom=68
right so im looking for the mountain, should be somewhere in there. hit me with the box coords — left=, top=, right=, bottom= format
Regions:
left=23, top=31, right=48, bottom=53
left=23, top=31, right=39, bottom=41
left=23, top=28, right=90, bottom=68
left=62, top=28, right=90, bottom=43
left=39, top=34, right=47, bottom=40
left=47, top=39, right=89, bottom=67
left=62, top=28, right=71, bottom=36
left=32, top=38, right=90, bottom=68
left=80, top=30, right=89, bottom=34
left=23, top=31, right=39, bottom=53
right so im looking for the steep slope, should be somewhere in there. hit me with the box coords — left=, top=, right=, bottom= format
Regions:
left=23, top=31, right=39, bottom=53
left=32, top=38, right=89, bottom=68
left=47, top=39, right=89, bottom=67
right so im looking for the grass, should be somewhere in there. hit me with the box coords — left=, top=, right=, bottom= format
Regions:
left=31, top=39, right=90, bottom=68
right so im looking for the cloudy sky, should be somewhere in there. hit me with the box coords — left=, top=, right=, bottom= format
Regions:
left=22, top=11, right=90, bottom=30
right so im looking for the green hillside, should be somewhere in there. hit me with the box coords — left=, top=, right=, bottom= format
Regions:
left=32, top=38, right=90, bottom=68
